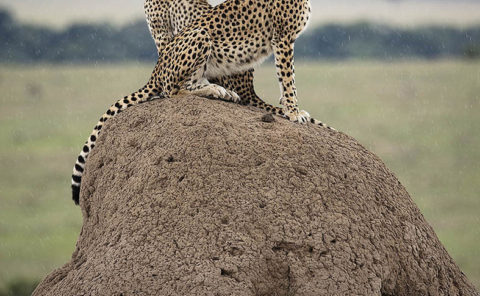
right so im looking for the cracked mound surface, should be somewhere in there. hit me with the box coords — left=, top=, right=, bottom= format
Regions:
left=34, top=95, right=478, bottom=296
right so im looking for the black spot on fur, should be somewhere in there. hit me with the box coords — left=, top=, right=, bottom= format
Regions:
left=72, top=175, right=82, bottom=183
left=75, top=164, right=84, bottom=173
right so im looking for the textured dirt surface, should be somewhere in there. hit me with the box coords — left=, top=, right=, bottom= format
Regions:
left=34, top=95, right=478, bottom=296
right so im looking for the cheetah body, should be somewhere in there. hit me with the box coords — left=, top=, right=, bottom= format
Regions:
left=145, top=0, right=313, bottom=119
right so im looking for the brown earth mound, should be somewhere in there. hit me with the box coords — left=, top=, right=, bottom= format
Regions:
left=34, top=95, right=478, bottom=296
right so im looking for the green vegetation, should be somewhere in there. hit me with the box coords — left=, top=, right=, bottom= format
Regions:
left=0, top=278, right=39, bottom=296
left=1, top=8, right=479, bottom=63
left=0, top=61, right=479, bottom=291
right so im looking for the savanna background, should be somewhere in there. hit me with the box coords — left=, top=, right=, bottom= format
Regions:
left=0, top=0, right=479, bottom=294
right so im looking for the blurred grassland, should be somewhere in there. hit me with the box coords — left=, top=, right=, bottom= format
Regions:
left=0, top=60, right=479, bottom=291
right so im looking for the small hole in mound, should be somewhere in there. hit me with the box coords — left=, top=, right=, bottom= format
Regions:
left=178, top=175, right=185, bottom=182
left=344, top=173, right=347, bottom=179
left=167, top=156, right=175, bottom=162
left=221, top=269, right=233, bottom=276
left=308, top=246, right=314, bottom=253
left=259, top=202, right=266, bottom=208
left=272, top=246, right=282, bottom=252
left=330, top=239, right=337, bottom=244
left=229, top=247, right=243, bottom=256
left=221, top=217, right=229, bottom=225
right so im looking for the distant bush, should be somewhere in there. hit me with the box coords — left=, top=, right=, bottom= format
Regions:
left=464, top=44, right=480, bottom=59
left=295, top=22, right=480, bottom=60
left=0, top=278, right=39, bottom=296
left=0, top=8, right=156, bottom=63
left=0, top=8, right=479, bottom=63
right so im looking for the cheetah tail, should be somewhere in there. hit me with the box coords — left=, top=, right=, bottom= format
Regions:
left=308, top=117, right=336, bottom=131
left=71, top=85, right=162, bottom=205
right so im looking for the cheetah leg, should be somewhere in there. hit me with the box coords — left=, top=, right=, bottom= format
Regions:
left=71, top=63, right=163, bottom=205
left=213, top=70, right=335, bottom=130
left=272, top=35, right=310, bottom=124
left=159, top=30, right=239, bottom=103
left=212, top=70, right=284, bottom=113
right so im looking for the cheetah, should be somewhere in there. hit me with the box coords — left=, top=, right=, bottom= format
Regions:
left=71, top=0, right=334, bottom=204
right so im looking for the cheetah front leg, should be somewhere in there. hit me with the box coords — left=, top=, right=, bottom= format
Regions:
left=272, top=35, right=309, bottom=123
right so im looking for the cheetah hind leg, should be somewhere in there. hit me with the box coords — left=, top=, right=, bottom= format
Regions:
left=179, top=78, right=240, bottom=103
left=168, top=30, right=239, bottom=103
left=214, top=70, right=336, bottom=130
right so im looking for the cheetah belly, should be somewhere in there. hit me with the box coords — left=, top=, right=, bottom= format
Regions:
left=204, top=42, right=273, bottom=79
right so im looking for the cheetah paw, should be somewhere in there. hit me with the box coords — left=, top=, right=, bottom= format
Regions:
left=190, top=84, right=240, bottom=103
left=283, top=109, right=310, bottom=124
